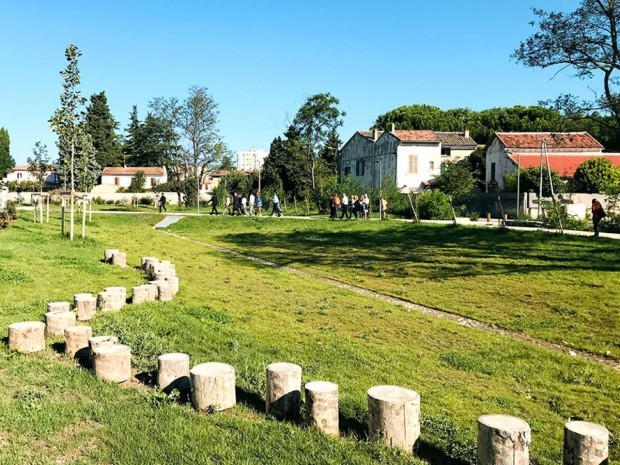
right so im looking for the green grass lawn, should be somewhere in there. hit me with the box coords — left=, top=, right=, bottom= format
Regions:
left=168, top=216, right=620, bottom=360
left=0, top=213, right=618, bottom=464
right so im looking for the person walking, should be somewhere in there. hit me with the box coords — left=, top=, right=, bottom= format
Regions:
left=591, top=198, right=606, bottom=237
left=248, top=192, right=255, bottom=216
left=208, top=192, right=219, bottom=215
left=232, top=192, right=241, bottom=216
left=380, top=197, right=388, bottom=220
left=363, top=194, right=370, bottom=219
left=159, top=193, right=167, bottom=213
left=255, top=192, right=263, bottom=216
left=225, top=195, right=231, bottom=214
left=353, top=195, right=360, bottom=219
left=340, top=192, right=349, bottom=220
left=241, top=194, right=248, bottom=216
left=270, top=192, right=283, bottom=217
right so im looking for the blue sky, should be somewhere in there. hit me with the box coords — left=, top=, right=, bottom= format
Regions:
left=0, top=0, right=586, bottom=165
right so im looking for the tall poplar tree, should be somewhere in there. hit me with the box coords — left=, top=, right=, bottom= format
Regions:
left=85, top=91, right=122, bottom=168
left=0, top=127, right=14, bottom=178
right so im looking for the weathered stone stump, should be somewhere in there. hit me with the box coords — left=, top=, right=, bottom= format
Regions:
left=64, top=325, right=93, bottom=359
left=266, top=362, right=302, bottom=420
left=305, top=381, right=339, bottom=436
left=111, top=252, right=127, bottom=268
left=368, top=385, right=420, bottom=454
left=165, top=276, right=180, bottom=295
left=144, top=283, right=159, bottom=301
left=98, top=287, right=126, bottom=312
left=45, top=311, right=77, bottom=336
left=47, top=301, right=70, bottom=313
left=8, top=322, right=46, bottom=352
left=563, top=421, right=609, bottom=465
left=150, top=280, right=173, bottom=302
left=93, top=344, right=131, bottom=383
left=190, top=362, right=236, bottom=412
left=157, top=353, right=190, bottom=393
left=104, top=249, right=119, bottom=263
left=478, top=414, right=531, bottom=465
left=141, top=257, right=158, bottom=270
left=88, top=335, right=118, bottom=366
left=74, top=293, right=97, bottom=321
left=132, top=285, right=151, bottom=305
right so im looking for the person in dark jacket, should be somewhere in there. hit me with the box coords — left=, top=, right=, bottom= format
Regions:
left=591, top=198, right=606, bottom=237
left=208, top=193, right=219, bottom=215
left=159, top=193, right=167, bottom=213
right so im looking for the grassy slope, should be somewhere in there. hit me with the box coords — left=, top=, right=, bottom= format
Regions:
left=168, top=216, right=620, bottom=360
left=0, top=214, right=618, bottom=464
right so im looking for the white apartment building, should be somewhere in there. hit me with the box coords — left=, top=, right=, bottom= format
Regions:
left=236, top=148, right=267, bottom=171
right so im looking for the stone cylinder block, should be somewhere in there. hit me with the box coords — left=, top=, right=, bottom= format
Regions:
left=98, top=287, right=126, bottom=312
left=563, top=421, right=609, bottom=465
left=164, top=276, right=180, bottom=295
left=305, top=381, right=339, bottom=436
left=93, top=344, right=131, bottom=383
left=104, top=249, right=119, bottom=263
left=144, top=283, right=159, bottom=301
left=368, top=385, right=420, bottom=454
left=150, top=280, right=173, bottom=302
left=47, top=301, right=70, bottom=313
left=158, top=353, right=190, bottom=393
left=45, top=311, right=77, bottom=336
left=141, top=256, right=158, bottom=270
left=64, top=325, right=93, bottom=359
left=111, top=252, right=127, bottom=268
left=190, top=362, right=236, bottom=412
left=478, top=414, right=531, bottom=465
left=88, top=335, right=118, bottom=366
left=132, top=285, right=151, bottom=305
left=74, top=293, right=96, bottom=321
left=8, top=321, right=46, bottom=352
left=266, top=362, right=302, bottom=420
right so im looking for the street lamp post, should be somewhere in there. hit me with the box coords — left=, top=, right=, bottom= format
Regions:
left=374, top=160, right=382, bottom=219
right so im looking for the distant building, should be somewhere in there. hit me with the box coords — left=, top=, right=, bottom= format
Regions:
left=236, top=148, right=266, bottom=171
left=485, top=132, right=620, bottom=191
left=100, top=167, right=167, bottom=189
left=340, top=127, right=446, bottom=192
left=434, top=131, right=478, bottom=165
left=2, top=164, right=60, bottom=185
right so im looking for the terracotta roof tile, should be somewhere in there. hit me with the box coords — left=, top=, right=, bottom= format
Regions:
left=391, top=130, right=440, bottom=142
left=509, top=154, right=620, bottom=177
left=496, top=132, right=603, bottom=150
left=434, top=132, right=477, bottom=147
left=102, top=167, right=165, bottom=176
left=358, top=130, right=385, bottom=140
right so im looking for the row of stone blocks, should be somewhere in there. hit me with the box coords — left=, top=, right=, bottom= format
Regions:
left=5, top=321, right=610, bottom=464
left=104, top=248, right=127, bottom=268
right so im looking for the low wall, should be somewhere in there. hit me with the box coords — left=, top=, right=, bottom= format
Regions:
left=5, top=191, right=211, bottom=206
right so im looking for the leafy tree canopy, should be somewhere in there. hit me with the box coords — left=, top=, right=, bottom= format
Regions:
left=571, top=157, right=620, bottom=193
left=434, top=160, right=477, bottom=205
left=0, top=127, right=14, bottom=178
left=85, top=91, right=122, bottom=168
left=503, top=166, right=566, bottom=197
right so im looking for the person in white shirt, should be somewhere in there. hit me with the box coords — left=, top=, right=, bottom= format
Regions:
left=340, top=192, right=350, bottom=220
left=248, top=193, right=255, bottom=216
left=363, top=194, right=370, bottom=219
left=241, top=195, right=248, bottom=216
left=270, top=192, right=283, bottom=217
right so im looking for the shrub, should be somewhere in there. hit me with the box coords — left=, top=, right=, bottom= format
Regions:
left=418, top=190, right=453, bottom=220
left=540, top=201, right=589, bottom=231
left=0, top=201, right=19, bottom=228
left=139, top=196, right=153, bottom=206
left=469, top=211, right=480, bottom=221
left=91, top=196, right=105, bottom=205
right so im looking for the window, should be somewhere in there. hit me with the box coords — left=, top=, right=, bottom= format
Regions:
left=344, top=166, right=351, bottom=176
left=441, top=147, right=452, bottom=157
left=17, top=172, right=22, bottom=179
left=356, top=160, right=365, bottom=176
left=490, top=163, right=496, bottom=181
left=429, top=161, right=435, bottom=171
left=150, top=178, right=157, bottom=187
left=408, top=155, right=418, bottom=174
left=114, top=177, right=120, bottom=186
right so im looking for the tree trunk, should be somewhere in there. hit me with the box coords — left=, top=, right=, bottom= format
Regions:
left=70, top=138, right=75, bottom=241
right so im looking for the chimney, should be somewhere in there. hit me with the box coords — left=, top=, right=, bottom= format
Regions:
left=373, top=128, right=378, bottom=141
left=391, top=123, right=395, bottom=133
left=464, top=129, right=470, bottom=139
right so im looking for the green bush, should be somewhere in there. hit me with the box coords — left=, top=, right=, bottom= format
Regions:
left=139, top=196, right=153, bottom=206
left=0, top=201, right=19, bottom=228
left=92, top=196, right=105, bottom=205
left=469, top=211, right=480, bottom=221
left=540, top=201, right=590, bottom=231
left=418, top=190, right=453, bottom=220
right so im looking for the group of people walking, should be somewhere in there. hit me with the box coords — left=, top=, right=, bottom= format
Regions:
left=215, top=192, right=283, bottom=217
left=329, top=192, right=387, bottom=220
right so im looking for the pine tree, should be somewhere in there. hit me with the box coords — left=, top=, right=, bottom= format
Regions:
left=85, top=91, right=122, bottom=168
left=0, top=127, right=15, bottom=178
left=123, top=105, right=140, bottom=165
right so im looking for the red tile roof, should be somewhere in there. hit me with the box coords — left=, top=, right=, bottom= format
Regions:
left=509, top=154, right=620, bottom=178
left=496, top=132, right=603, bottom=150
left=358, top=130, right=385, bottom=141
left=391, top=130, right=440, bottom=143
left=102, top=167, right=165, bottom=176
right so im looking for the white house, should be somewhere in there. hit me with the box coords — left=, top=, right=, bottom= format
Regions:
left=485, top=132, right=620, bottom=191
left=236, top=148, right=266, bottom=171
left=434, top=131, right=478, bottom=165
left=100, top=167, right=167, bottom=189
left=2, top=164, right=60, bottom=185
left=340, top=128, right=442, bottom=192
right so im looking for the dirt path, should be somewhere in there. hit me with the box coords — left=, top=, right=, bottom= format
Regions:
left=160, top=229, right=619, bottom=372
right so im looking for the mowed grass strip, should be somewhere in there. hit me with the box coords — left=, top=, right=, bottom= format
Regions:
left=1, top=214, right=618, bottom=465
left=168, top=216, right=620, bottom=360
